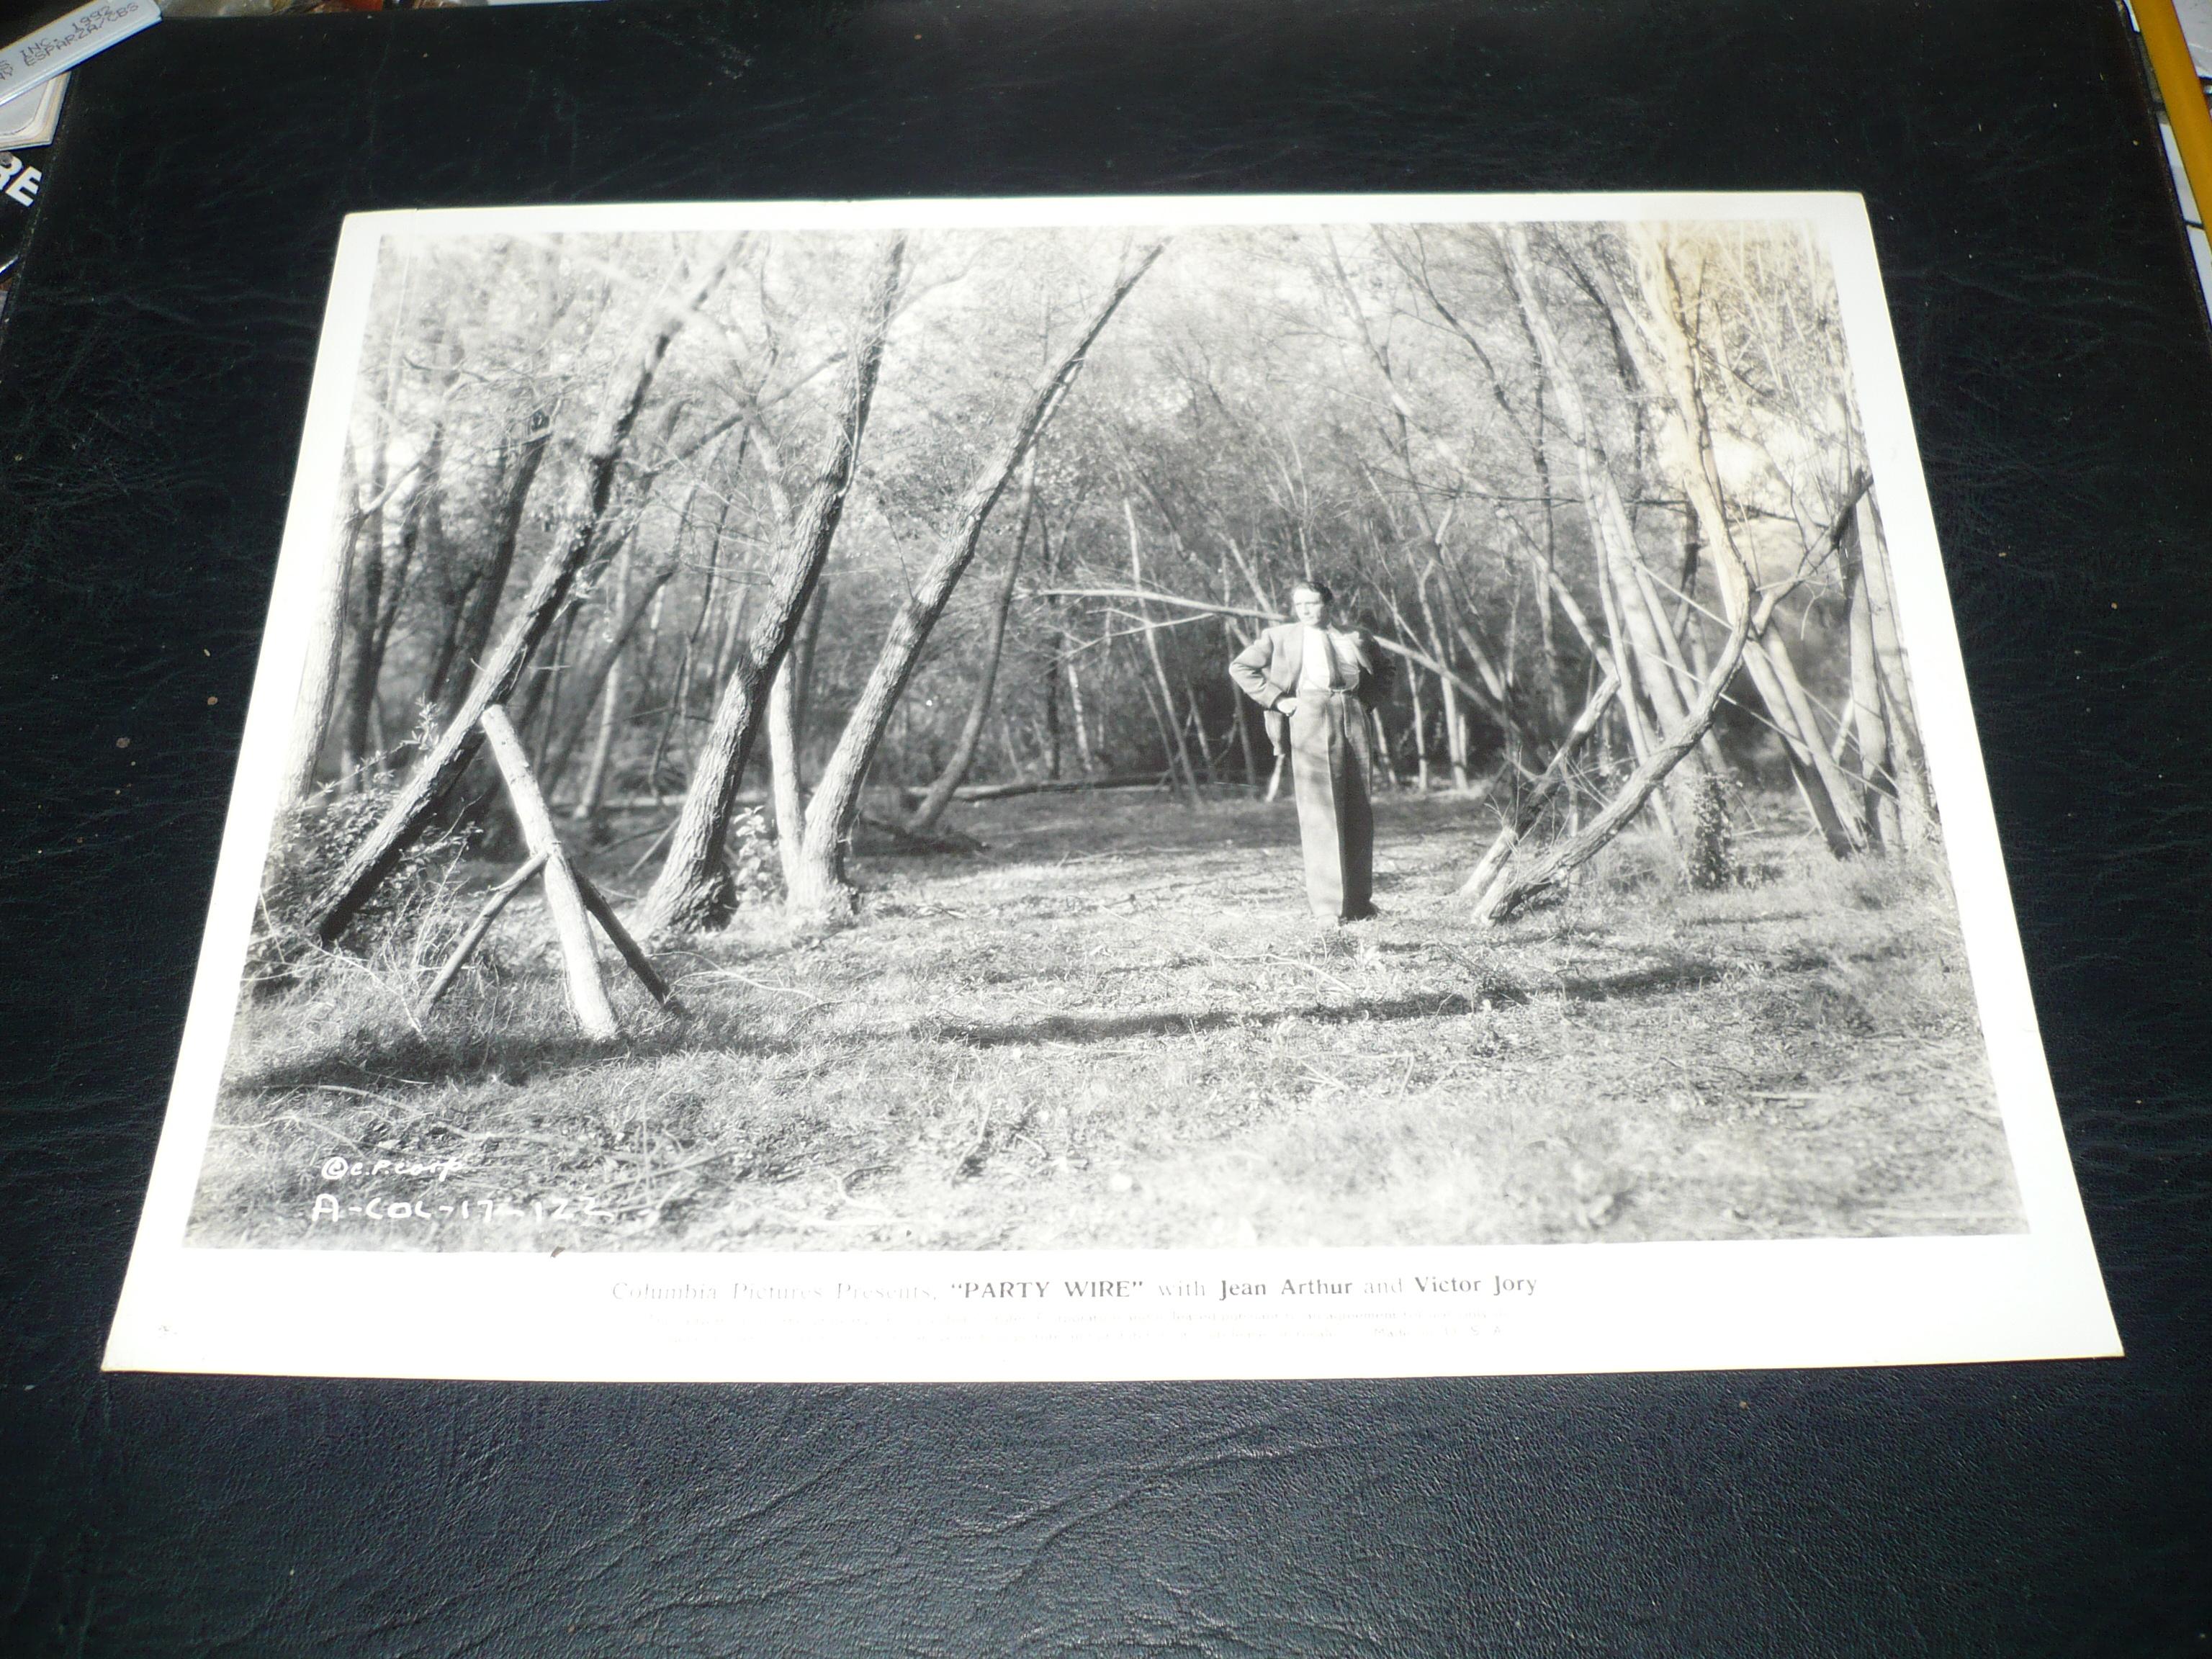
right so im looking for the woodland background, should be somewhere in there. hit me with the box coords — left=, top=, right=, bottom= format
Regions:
left=188, top=218, right=2022, bottom=1251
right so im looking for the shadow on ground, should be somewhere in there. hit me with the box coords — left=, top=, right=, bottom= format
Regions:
left=932, top=953, right=1726, bottom=1048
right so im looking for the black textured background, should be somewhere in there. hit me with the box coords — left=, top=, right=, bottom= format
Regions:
left=4, top=1, right=2211, bottom=1652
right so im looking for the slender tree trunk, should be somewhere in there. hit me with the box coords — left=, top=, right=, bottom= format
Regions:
left=1040, top=518, right=1069, bottom=782
left=667, top=469, right=729, bottom=775
left=574, top=646, right=626, bottom=827
left=572, top=541, right=634, bottom=825
left=636, top=239, right=904, bottom=941
left=1234, top=673, right=1261, bottom=793
left=282, top=459, right=365, bottom=807
left=743, top=441, right=809, bottom=873
left=1123, top=498, right=1202, bottom=800
left=1415, top=570, right=1470, bottom=790
left=789, top=246, right=1163, bottom=918
left=1043, top=653, right=1065, bottom=781
left=1851, top=490, right=1936, bottom=842
left=366, top=698, right=388, bottom=781
left=909, top=457, right=1038, bottom=832
left=520, top=600, right=584, bottom=777
left=766, top=590, right=822, bottom=893
left=334, top=459, right=390, bottom=792
left=1187, top=689, right=1218, bottom=784
left=768, top=654, right=806, bottom=893
left=1534, top=547, right=1565, bottom=736
left=1623, top=526, right=1729, bottom=779
left=1443, top=675, right=1469, bottom=789
left=307, top=242, right=738, bottom=947
left=997, top=706, right=1028, bottom=780
left=1369, top=708, right=1399, bottom=791
left=333, top=293, right=433, bottom=790
left=544, top=542, right=674, bottom=795
left=791, top=580, right=827, bottom=741
left=1141, top=667, right=1194, bottom=791
left=1758, top=632, right=1865, bottom=852
left=1841, top=523, right=1901, bottom=852
left=1590, top=531, right=1677, bottom=845
left=1066, top=655, right=1100, bottom=774
left=1407, top=666, right=1431, bottom=792
left=365, top=493, right=425, bottom=752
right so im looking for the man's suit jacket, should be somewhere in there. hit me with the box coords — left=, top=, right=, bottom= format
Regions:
left=1228, top=622, right=1395, bottom=754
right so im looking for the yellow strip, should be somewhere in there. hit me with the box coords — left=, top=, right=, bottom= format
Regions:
left=2137, top=0, right=2212, bottom=225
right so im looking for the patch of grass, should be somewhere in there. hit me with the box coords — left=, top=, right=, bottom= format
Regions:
left=189, top=787, right=2023, bottom=1251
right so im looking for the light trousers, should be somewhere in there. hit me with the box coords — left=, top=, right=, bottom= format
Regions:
left=1288, top=688, right=1375, bottom=921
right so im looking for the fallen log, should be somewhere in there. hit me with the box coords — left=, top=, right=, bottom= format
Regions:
left=896, top=770, right=1168, bottom=804
left=858, top=813, right=986, bottom=854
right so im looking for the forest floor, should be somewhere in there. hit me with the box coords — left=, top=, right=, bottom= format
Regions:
left=192, top=787, right=2026, bottom=1251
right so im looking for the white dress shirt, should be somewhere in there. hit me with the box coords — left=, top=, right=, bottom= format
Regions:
left=1297, top=626, right=1351, bottom=695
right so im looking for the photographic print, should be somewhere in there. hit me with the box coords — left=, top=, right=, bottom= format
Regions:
left=106, top=197, right=2117, bottom=1381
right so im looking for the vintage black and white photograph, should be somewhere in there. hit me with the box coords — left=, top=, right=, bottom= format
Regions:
left=105, top=197, right=2118, bottom=1380
left=176, top=198, right=2038, bottom=1251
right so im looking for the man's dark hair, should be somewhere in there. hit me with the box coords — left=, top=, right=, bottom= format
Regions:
left=1290, top=577, right=1336, bottom=606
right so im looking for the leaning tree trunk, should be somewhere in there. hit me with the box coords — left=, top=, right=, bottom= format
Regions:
left=633, top=238, right=905, bottom=943
left=431, top=411, right=553, bottom=731
left=1501, top=225, right=1730, bottom=886
left=1588, top=538, right=1671, bottom=841
left=909, top=457, right=1038, bottom=832
left=1476, top=583, right=1771, bottom=923
left=788, top=243, right=1164, bottom=919
left=1753, top=630, right=1864, bottom=854
left=307, top=241, right=739, bottom=947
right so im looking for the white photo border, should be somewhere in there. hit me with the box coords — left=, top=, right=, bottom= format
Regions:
left=104, top=194, right=2121, bottom=1382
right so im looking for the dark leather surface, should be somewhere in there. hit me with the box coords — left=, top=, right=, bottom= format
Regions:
left=4, top=0, right=2210, bottom=1651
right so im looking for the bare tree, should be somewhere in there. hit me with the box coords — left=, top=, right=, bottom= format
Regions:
left=787, top=243, right=1164, bottom=919
left=634, top=237, right=906, bottom=942
left=1619, top=225, right=1867, bottom=857
left=308, top=240, right=740, bottom=947
left=1501, top=225, right=1734, bottom=886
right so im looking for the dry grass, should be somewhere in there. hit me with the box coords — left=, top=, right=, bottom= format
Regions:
left=189, top=788, right=2024, bottom=1252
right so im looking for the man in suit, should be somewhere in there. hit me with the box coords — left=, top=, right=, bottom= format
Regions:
left=1228, top=579, right=1396, bottom=923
